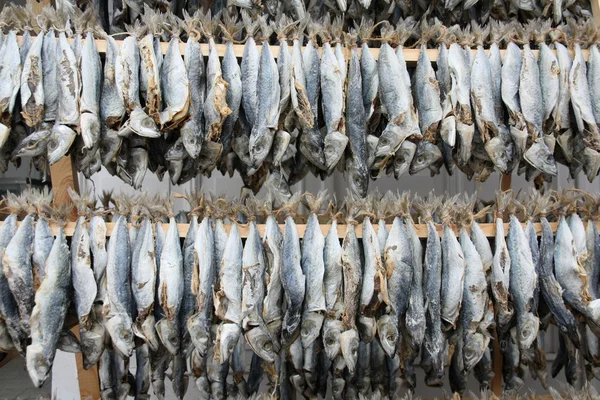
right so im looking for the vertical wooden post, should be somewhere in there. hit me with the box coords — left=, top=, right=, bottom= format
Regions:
left=500, top=174, right=512, bottom=192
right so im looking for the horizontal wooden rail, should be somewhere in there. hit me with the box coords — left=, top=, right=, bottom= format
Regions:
left=1, top=220, right=574, bottom=238
left=17, top=35, right=590, bottom=64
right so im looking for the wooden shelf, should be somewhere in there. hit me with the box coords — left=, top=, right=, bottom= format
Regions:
left=3, top=220, right=570, bottom=239
left=16, top=35, right=590, bottom=64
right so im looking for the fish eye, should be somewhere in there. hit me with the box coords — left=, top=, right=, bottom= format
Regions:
left=417, top=156, right=424, bottom=163
left=264, top=341, right=272, bottom=351
left=560, top=325, right=568, bottom=333
left=142, top=118, right=154, bottom=128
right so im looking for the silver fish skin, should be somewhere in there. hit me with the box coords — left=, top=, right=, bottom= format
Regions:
left=586, top=220, right=600, bottom=299
left=131, top=218, right=158, bottom=350
left=345, top=44, right=368, bottom=198
left=42, top=30, right=59, bottom=123
left=182, top=36, right=205, bottom=158
left=3, top=213, right=34, bottom=335
left=438, top=42, right=456, bottom=147
left=339, top=328, right=359, bottom=374
left=501, top=42, right=527, bottom=161
left=104, top=215, right=134, bottom=358
left=89, top=215, right=107, bottom=303
left=12, top=126, right=52, bottom=158
left=538, top=43, right=559, bottom=129
left=26, top=227, right=70, bottom=388
left=0, top=319, right=15, bottom=352
left=138, top=34, right=161, bottom=122
left=71, top=215, right=97, bottom=329
left=359, top=217, right=388, bottom=341
left=19, top=31, right=31, bottom=75
left=47, top=124, right=76, bottom=165
left=373, top=42, right=421, bottom=172
left=554, top=215, right=595, bottom=316
left=0, top=214, right=23, bottom=353
left=98, top=348, right=114, bottom=399
left=440, top=222, right=466, bottom=329
left=20, top=33, right=44, bottom=127
left=215, top=322, right=241, bottom=365
left=420, top=216, right=445, bottom=387
left=361, top=40, right=378, bottom=123
left=221, top=41, right=241, bottom=157
left=135, top=344, right=151, bottom=399
left=507, top=215, right=539, bottom=350
left=115, top=36, right=140, bottom=112
left=213, top=217, right=228, bottom=286
left=242, top=219, right=267, bottom=328
left=242, top=35, right=260, bottom=128
left=180, top=215, right=198, bottom=353
left=56, top=32, right=79, bottom=126
left=204, top=37, right=231, bottom=142
left=555, top=42, right=572, bottom=133
left=471, top=221, right=493, bottom=273
left=80, top=32, right=102, bottom=150
left=415, top=44, right=442, bottom=138
left=263, top=215, right=283, bottom=340
left=303, top=36, right=321, bottom=129
left=489, top=41, right=504, bottom=124
left=324, top=219, right=343, bottom=318
left=384, top=217, right=412, bottom=335
left=215, top=223, right=243, bottom=325
left=156, top=217, right=183, bottom=356
left=321, top=42, right=347, bottom=171
left=302, top=212, right=326, bottom=314
left=290, top=36, right=313, bottom=129
left=101, top=35, right=125, bottom=128
left=281, top=215, right=305, bottom=343
left=159, top=37, right=189, bottom=128
left=405, top=217, right=425, bottom=352
left=491, top=216, right=513, bottom=334
left=589, top=46, right=600, bottom=128
left=278, top=35, right=292, bottom=118
left=0, top=31, right=22, bottom=128
left=189, top=216, right=214, bottom=358
left=249, top=39, right=280, bottom=167
left=568, top=213, right=588, bottom=271
left=33, top=217, right=53, bottom=286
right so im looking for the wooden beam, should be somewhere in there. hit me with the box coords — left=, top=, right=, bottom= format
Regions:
left=0, top=220, right=576, bottom=239
left=15, top=35, right=591, bottom=65
left=500, top=174, right=512, bottom=192
left=49, top=155, right=79, bottom=217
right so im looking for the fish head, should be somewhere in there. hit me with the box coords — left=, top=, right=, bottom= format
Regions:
left=47, top=125, right=77, bottom=165
left=197, top=141, right=223, bottom=173
left=165, top=138, right=188, bottom=161
left=299, top=130, right=326, bottom=170
left=462, top=332, right=489, bottom=371
left=217, top=323, right=242, bottom=364
left=339, top=329, right=360, bottom=374
left=409, top=141, right=442, bottom=175
left=245, top=326, right=277, bottom=363
left=181, top=120, right=201, bottom=159
left=323, top=319, right=343, bottom=360
left=156, top=319, right=181, bottom=356
left=517, top=313, right=540, bottom=350
left=440, top=116, right=456, bottom=147
left=135, top=314, right=160, bottom=352
left=456, top=122, right=474, bottom=166
left=324, top=131, right=349, bottom=171
left=282, top=312, right=302, bottom=345
left=12, top=127, right=52, bottom=159
left=300, top=313, right=325, bottom=348
left=100, top=129, right=122, bottom=165
left=26, top=344, right=51, bottom=387
left=523, top=139, right=557, bottom=176
left=105, top=313, right=134, bottom=358
left=129, top=107, right=161, bottom=138
left=127, top=148, right=149, bottom=190
left=376, top=315, right=399, bottom=357
left=80, top=323, right=105, bottom=369
left=392, top=140, right=417, bottom=180
left=372, top=124, right=404, bottom=170
left=357, top=316, right=376, bottom=342
left=188, top=314, right=211, bottom=358
left=80, top=113, right=101, bottom=150
left=345, top=158, right=369, bottom=199
left=249, top=128, right=275, bottom=168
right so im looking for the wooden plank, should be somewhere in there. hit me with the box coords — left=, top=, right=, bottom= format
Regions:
left=71, top=326, right=100, bottom=400
left=49, top=155, right=79, bottom=217
left=500, top=174, right=512, bottom=192
left=0, top=350, right=19, bottom=369
left=593, top=0, right=600, bottom=27
left=15, top=35, right=591, bottom=64
left=0, top=220, right=575, bottom=238
left=30, top=0, right=52, bottom=15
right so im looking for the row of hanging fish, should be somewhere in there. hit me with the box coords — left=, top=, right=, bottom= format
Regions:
left=3, top=6, right=600, bottom=196
left=67, top=0, right=593, bottom=33
left=3, top=187, right=600, bottom=398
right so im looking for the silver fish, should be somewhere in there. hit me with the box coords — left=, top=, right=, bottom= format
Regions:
left=491, top=195, right=513, bottom=334
left=241, top=13, right=260, bottom=129
left=448, top=41, right=473, bottom=166
left=104, top=213, right=134, bottom=358
left=115, top=36, right=140, bottom=113
left=138, top=26, right=161, bottom=123
left=12, top=126, right=52, bottom=159
left=188, top=216, right=214, bottom=357
left=135, top=344, right=151, bottom=399
left=440, top=204, right=466, bottom=329
left=26, top=226, right=70, bottom=388
left=80, top=32, right=102, bottom=150
left=89, top=214, right=107, bottom=303
left=180, top=212, right=198, bottom=354
left=156, top=217, right=183, bottom=356
left=159, top=34, right=189, bottom=129
left=290, top=27, right=313, bottom=129
left=507, top=214, right=539, bottom=350
left=263, top=214, right=284, bottom=345
left=42, top=30, right=59, bottom=123
left=56, top=31, right=79, bottom=126
left=323, top=219, right=343, bottom=360
left=220, top=31, right=241, bottom=159
left=203, top=30, right=231, bottom=143
left=415, top=42, right=442, bottom=141
left=101, top=35, right=125, bottom=129
left=181, top=30, right=205, bottom=159
left=20, top=33, right=44, bottom=127
left=358, top=19, right=378, bottom=126
left=47, top=124, right=76, bottom=165
left=0, top=31, right=22, bottom=139
left=281, top=214, right=305, bottom=343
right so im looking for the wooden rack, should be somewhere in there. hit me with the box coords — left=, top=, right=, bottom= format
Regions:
left=5, top=0, right=600, bottom=397
left=0, top=220, right=572, bottom=238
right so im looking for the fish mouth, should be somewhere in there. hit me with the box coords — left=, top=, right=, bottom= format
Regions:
left=300, top=313, right=325, bottom=348
left=524, top=140, right=558, bottom=176
left=462, top=333, right=488, bottom=371
left=518, top=313, right=540, bottom=350
left=484, top=136, right=511, bottom=174
left=156, top=319, right=181, bottom=356
left=104, top=314, right=134, bottom=358
left=440, top=116, right=456, bottom=147
left=26, top=345, right=50, bottom=388
left=324, top=131, right=348, bottom=171
left=245, top=326, right=276, bottom=363
left=339, top=329, right=359, bottom=374
left=80, top=113, right=101, bottom=150
left=456, top=122, right=474, bottom=166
